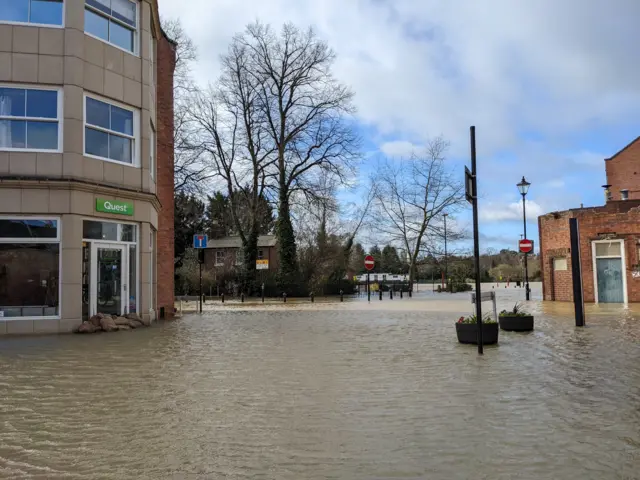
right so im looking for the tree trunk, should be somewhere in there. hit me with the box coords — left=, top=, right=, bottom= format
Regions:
left=276, top=188, right=298, bottom=292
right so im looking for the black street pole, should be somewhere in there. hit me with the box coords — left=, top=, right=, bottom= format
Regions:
left=367, top=273, right=371, bottom=302
left=470, top=126, right=483, bottom=354
left=522, top=192, right=530, bottom=301
left=569, top=218, right=585, bottom=326
left=199, top=255, right=203, bottom=314
left=444, top=213, right=448, bottom=292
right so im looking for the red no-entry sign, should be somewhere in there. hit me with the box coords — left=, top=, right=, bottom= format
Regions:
left=364, top=255, right=375, bottom=271
left=519, top=239, right=534, bottom=254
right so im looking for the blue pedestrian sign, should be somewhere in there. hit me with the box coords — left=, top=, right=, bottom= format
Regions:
left=193, top=234, right=208, bottom=249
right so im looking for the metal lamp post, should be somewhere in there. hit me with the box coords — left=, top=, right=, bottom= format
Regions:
left=517, top=176, right=531, bottom=301
left=443, top=213, right=449, bottom=292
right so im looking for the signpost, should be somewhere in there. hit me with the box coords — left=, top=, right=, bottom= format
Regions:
left=519, top=239, right=533, bottom=254
left=466, top=126, right=484, bottom=355
left=364, top=255, right=374, bottom=302
left=193, top=234, right=208, bottom=313
left=256, top=259, right=269, bottom=270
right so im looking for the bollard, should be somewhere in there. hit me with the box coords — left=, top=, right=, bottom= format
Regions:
left=379, top=290, right=382, bottom=301
left=409, top=290, right=412, bottom=298
left=202, top=294, right=206, bottom=304
left=340, top=290, right=344, bottom=302
left=221, top=293, right=225, bottom=304
left=311, top=292, right=315, bottom=303
left=390, top=289, right=393, bottom=300
left=400, top=290, right=403, bottom=299
left=179, top=299, right=183, bottom=315
left=241, top=293, right=245, bottom=303
left=283, top=292, right=287, bottom=303
left=262, top=286, right=265, bottom=303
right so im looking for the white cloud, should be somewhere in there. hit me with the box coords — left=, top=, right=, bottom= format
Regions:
left=480, top=200, right=544, bottom=223
left=379, top=140, right=423, bottom=158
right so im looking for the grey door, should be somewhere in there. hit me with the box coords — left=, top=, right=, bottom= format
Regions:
left=596, top=257, right=624, bottom=303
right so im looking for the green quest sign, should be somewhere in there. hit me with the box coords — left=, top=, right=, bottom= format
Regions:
left=96, top=198, right=134, bottom=216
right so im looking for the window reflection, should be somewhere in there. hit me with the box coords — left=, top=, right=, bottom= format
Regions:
left=0, top=219, right=58, bottom=239
left=0, top=244, right=60, bottom=317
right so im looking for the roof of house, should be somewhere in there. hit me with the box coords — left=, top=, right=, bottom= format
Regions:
left=207, top=235, right=277, bottom=249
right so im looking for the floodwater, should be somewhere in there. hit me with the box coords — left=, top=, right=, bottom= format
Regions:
left=1, top=283, right=640, bottom=479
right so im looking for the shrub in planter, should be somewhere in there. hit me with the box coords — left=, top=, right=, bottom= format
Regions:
left=455, top=314, right=499, bottom=345
left=499, top=303, right=534, bottom=332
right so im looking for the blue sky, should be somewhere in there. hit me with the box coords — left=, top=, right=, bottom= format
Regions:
left=160, top=0, right=640, bottom=254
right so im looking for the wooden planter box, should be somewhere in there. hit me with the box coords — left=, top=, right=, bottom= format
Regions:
left=455, top=322, right=499, bottom=345
left=499, top=315, right=534, bottom=332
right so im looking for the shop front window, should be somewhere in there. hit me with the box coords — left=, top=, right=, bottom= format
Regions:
left=0, top=218, right=60, bottom=318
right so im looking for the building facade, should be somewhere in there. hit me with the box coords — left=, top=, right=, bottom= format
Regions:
left=204, top=235, right=279, bottom=274
left=539, top=137, right=640, bottom=304
left=0, top=0, right=175, bottom=334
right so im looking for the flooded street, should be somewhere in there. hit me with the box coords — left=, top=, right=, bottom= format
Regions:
left=1, top=284, right=640, bottom=479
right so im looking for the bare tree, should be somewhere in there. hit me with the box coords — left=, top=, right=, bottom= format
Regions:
left=188, top=36, right=276, bottom=292
left=162, top=18, right=214, bottom=194
left=233, top=22, right=361, bottom=289
left=374, top=137, right=465, bottom=288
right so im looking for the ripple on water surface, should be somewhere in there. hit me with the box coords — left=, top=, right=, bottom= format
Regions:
left=1, top=288, right=640, bottom=479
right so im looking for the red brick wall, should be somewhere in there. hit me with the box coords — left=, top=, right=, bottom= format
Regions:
left=539, top=211, right=573, bottom=301
left=156, top=33, right=176, bottom=316
left=539, top=203, right=640, bottom=303
left=605, top=137, right=640, bottom=200
left=203, top=246, right=280, bottom=274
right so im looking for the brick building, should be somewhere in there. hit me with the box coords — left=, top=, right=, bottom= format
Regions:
left=539, top=137, right=640, bottom=304
left=203, top=235, right=279, bottom=274
left=0, top=0, right=175, bottom=334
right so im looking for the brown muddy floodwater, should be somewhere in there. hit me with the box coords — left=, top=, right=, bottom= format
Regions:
left=1, top=283, right=640, bottom=479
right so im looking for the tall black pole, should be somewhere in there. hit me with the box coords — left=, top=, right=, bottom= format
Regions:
left=444, top=214, right=448, bottom=292
left=367, top=273, right=371, bottom=302
left=199, top=259, right=203, bottom=314
left=470, top=126, right=483, bottom=354
left=522, top=193, right=530, bottom=300
left=569, top=218, right=585, bottom=326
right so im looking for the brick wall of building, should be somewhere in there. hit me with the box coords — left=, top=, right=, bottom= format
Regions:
left=539, top=201, right=640, bottom=303
left=605, top=136, right=640, bottom=200
left=538, top=211, right=573, bottom=301
left=156, top=32, right=176, bottom=316
left=203, top=246, right=280, bottom=274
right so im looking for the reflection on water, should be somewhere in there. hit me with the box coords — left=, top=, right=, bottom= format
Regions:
left=1, top=283, right=640, bottom=479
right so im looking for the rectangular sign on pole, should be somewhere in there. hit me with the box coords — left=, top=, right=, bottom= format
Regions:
left=465, top=166, right=475, bottom=204
left=256, top=259, right=269, bottom=270
left=193, top=234, right=208, bottom=249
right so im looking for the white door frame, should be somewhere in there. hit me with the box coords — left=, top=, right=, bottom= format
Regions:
left=90, top=242, right=129, bottom=317
left=591, top=239, right=628, bottom=304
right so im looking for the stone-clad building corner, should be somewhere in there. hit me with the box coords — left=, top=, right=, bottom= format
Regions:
left=0, top=0, right=175, bottom=334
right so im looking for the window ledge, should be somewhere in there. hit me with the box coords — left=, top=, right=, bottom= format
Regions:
left=84, top=153, right=141, bottom=169
left=0, top=316, right=61, bottom=321
left=0, top=148, right=62, bottom=154
left=0, top=20, right=64, bottom=29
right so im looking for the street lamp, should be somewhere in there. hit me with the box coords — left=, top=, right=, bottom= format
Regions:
left=517, top=176, right=531, bottom=300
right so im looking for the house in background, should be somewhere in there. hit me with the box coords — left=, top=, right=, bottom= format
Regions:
left=539, top=136, right=640, bottom=304
left=204, top=235, right=279, bottom=273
